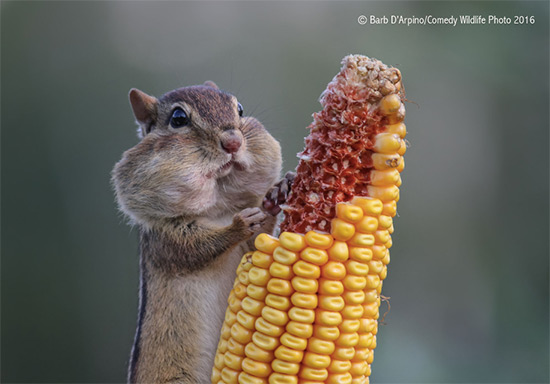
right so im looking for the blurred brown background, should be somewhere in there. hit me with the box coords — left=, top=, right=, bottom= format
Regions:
left=1, top=1, right=548, bottom=383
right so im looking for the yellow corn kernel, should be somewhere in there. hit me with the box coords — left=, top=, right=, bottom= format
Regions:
left=242, top=297, right=265, bottom=316
left=348, top=233, right=375, bottom=247
left=267, top=279, right=294, bottom=297
left=270, top=262, right=294, bottom=279
left=331, top=219, right=356, bottom=241
left=377, top=215, right=392, bottom=229
left=397, top=139, right=407, bottom=156
left=300, top=248, right=329, bottom=266
left=385, top=122, right=406, bottom=138
left=318, top=295, right=345, bottom=311
left=253, top=251, right=274, bottom=269
left=299, top=367, right=328, bottom=381
left=239, top=372, right=268, bottom=384
left=358, top=318, right=377, bottom=334
left=381, top=251, right=390, bottom=266
left=247, top=284, right=268, bottom=301
left=212, top=368, right=221, bottom=383
left=349, top=248, right=372, bottom=263
left=249, top=267, right=271, bottom=286
left=321, top=261, right=346, bottom=280
left=225, top=308, right=238, bottom=326
left=371, top=152, right=402, bottom=171
left=350, top=197, right=383, bottom=216
left=318, top=279, right=344, bottom=295
left=307, top=337, right=335, bottom=355
left=351, top=376, right=367, bottom=384
left=315, top=309, right=342, bottom=326
left=272, top=359, right=300, bottom=375
left=253, top=332, right=280, bottom=351
left=374, top=230, right=390, bottom=245
left=229, top=296, right=242, bottom=313
left=262, top=306, right=289, bottom=326
left=355, top=216, right=378, bottom=233
left=363, top=290, right=378, bottom=303
left=342, top=275, right=367, bottom=290
left=279, top=232, right=307, bottom=252
left=291, top=276, right=319, bottom=294
left=293, top=261, right=321, bottom=279
left=245, top=342, right=275, bottom=363
left=382, top=200, right=397, bottom=217
left=366, top=349, right=374, bottom=364
left=353, top=347, right=369, bottom=362
left=380, top=266, right=388, bottom=280
left=231, top=322, right=253, bottom=344
left=273, top=247, right=299, bottom=265
left=369, top=169, right=401, bottom=187
left=328, top=360, right=351, bottom=374
left=255, top=317, right=284, bottom=338
left=269, top=373, right=298, bottom=384
left=215, top=352, right=226, bottom=369
left=367, top=260, right=383, bottom=275
left=362, top=302, right=379, bottom=319
left=281, top=332, right=308, bottom=351
left=326, top=372, right=353, bottom=384
left=350, top=361, right=368, bottom=376
left=328, top=241, right=349, bottom=262
left=242, top=357, right=272, bottom=378
left=255, top=234, right=280, bottom=254
left=305, top=231, right=334, bottom=250
left=366, top=185, right=399, bottom=202
left=303, top=351, right=331, bottom=369
left=385, top=236, right=393, bottom=249
left=265, top=294, right=291, bottom=312
left=379, top=93, right=401, bottom=114
left=227, top=338, right=245, bottom=356
left=235, top=283, right=248, bottom=299
left=291, top=292, right=318, bottom=309
left=286, top=321, right=313, bottom=339
left=224, top=351, right=245, bottom=370
left=345, top=260, right=369, bottom=276
left=238, top=271, right=250, bottom=285
left=331, top=346, right=355, bottom=361
left=312, top=325, right=340, bottom=341
left=357, top=333, right=373, bottom=349
left=221, top=323, right=232, bottom=340
left=371, top=245, right=386, bottom=261
left=335, top=332, right=359, bottom=347
left=373, top=132, right=401, bottom=154
left=339, top=319, right=360, bottom=333
left=275, top=345, right=304, bottom=363
left=387, top=103, right=405, bottom=124
left=218, top=339, right=228, bottom=354
left=288, top=307, right=315, bottom=324
left=237, top=309, right=258, bottom=330
left=222, top=367, right=240, bottom=384
left=335, top=203, right=364, bottom=223
left=342, top=291, right=365, bottom=305
left=397, top=156, right=405, bottom=172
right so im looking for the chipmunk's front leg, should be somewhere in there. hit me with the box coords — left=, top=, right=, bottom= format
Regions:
left=142, top=207, right=269, bottom=275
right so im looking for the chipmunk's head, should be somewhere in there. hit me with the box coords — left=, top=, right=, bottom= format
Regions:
left=112, top=82, right=281, bottom=227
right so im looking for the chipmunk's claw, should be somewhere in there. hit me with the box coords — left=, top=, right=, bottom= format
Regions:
left=263, top=171, right=296, bottom=216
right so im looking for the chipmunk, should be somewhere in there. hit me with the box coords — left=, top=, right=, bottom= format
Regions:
left=112, top=81, right=293, bottom=383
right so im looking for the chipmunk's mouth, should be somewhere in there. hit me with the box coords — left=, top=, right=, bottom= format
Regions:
left=207, top=157, right=246, bottom=179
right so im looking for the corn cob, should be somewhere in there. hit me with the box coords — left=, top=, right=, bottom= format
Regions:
left=212, top=55, right=406, bottom=384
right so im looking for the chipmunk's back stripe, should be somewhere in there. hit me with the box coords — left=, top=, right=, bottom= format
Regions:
left=128, top=252, right=148, bottom=383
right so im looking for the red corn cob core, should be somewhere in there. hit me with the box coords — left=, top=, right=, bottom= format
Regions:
left=280, top=55, right=404, bottom=234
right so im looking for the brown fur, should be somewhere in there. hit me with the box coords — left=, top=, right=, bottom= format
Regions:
left=112, top=83, right=282, bottom=383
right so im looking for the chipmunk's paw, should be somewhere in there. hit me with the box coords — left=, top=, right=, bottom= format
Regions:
left=262, top=171, right=296, bottom=216
left=234, top=207, right=267, bottom=236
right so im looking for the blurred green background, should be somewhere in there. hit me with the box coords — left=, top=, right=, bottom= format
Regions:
left=1, top=1, right=548, bottom=383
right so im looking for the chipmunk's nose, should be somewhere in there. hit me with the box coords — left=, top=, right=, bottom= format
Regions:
left=220, top=130, right=242, bottom=154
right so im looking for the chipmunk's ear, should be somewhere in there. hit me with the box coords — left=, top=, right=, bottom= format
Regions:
left=129, top=88, right=158, bottom=138
left=203, top=81, right=219, bottom=90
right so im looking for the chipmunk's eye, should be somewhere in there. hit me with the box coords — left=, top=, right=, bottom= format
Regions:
left=237, top=102, right=243, bottom=117
left=170, top=108, right=189, bottom=128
